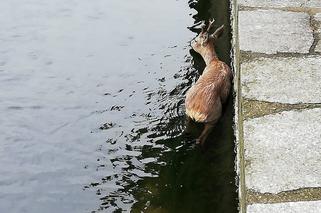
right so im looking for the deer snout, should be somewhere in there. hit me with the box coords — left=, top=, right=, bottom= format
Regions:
left=190, top=39, right=195, bottom=47
left=190, top=39, right=197, bottom=50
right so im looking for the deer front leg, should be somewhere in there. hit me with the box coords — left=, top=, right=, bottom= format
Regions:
left=196, top=122, right=215, bottom=146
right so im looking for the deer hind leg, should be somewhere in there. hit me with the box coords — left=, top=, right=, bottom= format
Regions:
left=196, top=122, right=215, bottom=146
left=183, top=116, right=193, bottom=135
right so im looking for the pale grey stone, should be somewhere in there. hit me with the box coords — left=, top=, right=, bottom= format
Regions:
left=315, top=13, right=321, bottom=22
left=239, top=0, right=304, bottom=7
left=305, top=0, right=321, bottom=8
left=316, top=40, right=321, bottom=53
left=248, top=201, right=321, bottom=213
left=239, top=10, right=313, bottom=54
left=241, top=56, right=321, bottom=104
left=239, top=0, right=321, bottom=8
left=244, top=108, right=321, bottom=193
left=315, top=13, right=321, bottom=34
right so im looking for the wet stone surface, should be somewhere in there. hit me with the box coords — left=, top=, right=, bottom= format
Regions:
left=244, top=108, right=321, bottom=194
left=241, top=56, right=321, bottom=104
left=239, top=10, right=313, bottom=54
left=247, top=201, right=321, bottom=213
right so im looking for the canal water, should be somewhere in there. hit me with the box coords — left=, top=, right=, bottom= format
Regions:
left=0, top=0, right=237, bottom=212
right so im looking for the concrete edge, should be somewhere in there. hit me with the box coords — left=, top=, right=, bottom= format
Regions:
left=230, top=0, right=246, bottom=212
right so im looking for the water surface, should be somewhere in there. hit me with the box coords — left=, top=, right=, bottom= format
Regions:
left=0, top=0, right=236, bottom=212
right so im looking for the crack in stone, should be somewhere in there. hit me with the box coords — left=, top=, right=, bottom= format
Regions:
left=239, top=6, right=321, bottom=14
left=240, top=51, right=318, bottom=63
left=242, top=99, right=321, bottom=119
left=309, top=15, right=320, bottom=53
left=247, top=187, right=321, bottom=205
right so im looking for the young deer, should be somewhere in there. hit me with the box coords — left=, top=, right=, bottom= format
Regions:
left=185, top=19, right=232, bottom=146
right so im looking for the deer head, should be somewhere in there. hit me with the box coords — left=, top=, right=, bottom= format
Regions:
left=191, top=19, right=224, bottom=55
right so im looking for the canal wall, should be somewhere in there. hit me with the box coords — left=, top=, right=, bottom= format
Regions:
left=231, top=0, right=321, bottom=212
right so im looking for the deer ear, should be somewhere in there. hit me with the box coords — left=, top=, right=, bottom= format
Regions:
left=211, top=24, right=224, bottom=40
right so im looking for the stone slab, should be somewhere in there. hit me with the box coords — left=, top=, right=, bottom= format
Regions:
left=239, top=10, right=313, bottom=54
left=239, top=0, right=321, bottom=8
left=248, top=201, right=321, bottom=213
left=241, top=56, right=321, bottom=104
left=244, top=108, right=321, bottom=194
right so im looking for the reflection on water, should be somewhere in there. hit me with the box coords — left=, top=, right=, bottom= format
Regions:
left=85, top=0, right=237, bottom=212
left=0, top=0, right=236, bottom=212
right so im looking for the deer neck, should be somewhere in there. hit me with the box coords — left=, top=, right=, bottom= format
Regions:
left=201, top=45, right=218, bottom=65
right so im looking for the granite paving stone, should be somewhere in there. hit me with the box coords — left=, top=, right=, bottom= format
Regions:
left=239, top=10, right=313, bottom=54
left=241, top=56, right=321, bottom=104
left=247, top=201, right=321, bottom=213
left=244, top=108, right=321, bottom=194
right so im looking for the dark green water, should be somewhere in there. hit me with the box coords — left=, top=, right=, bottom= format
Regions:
left=0, top=0, right=236, bottom=212
left=86, top=0, right=237, bottom=212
